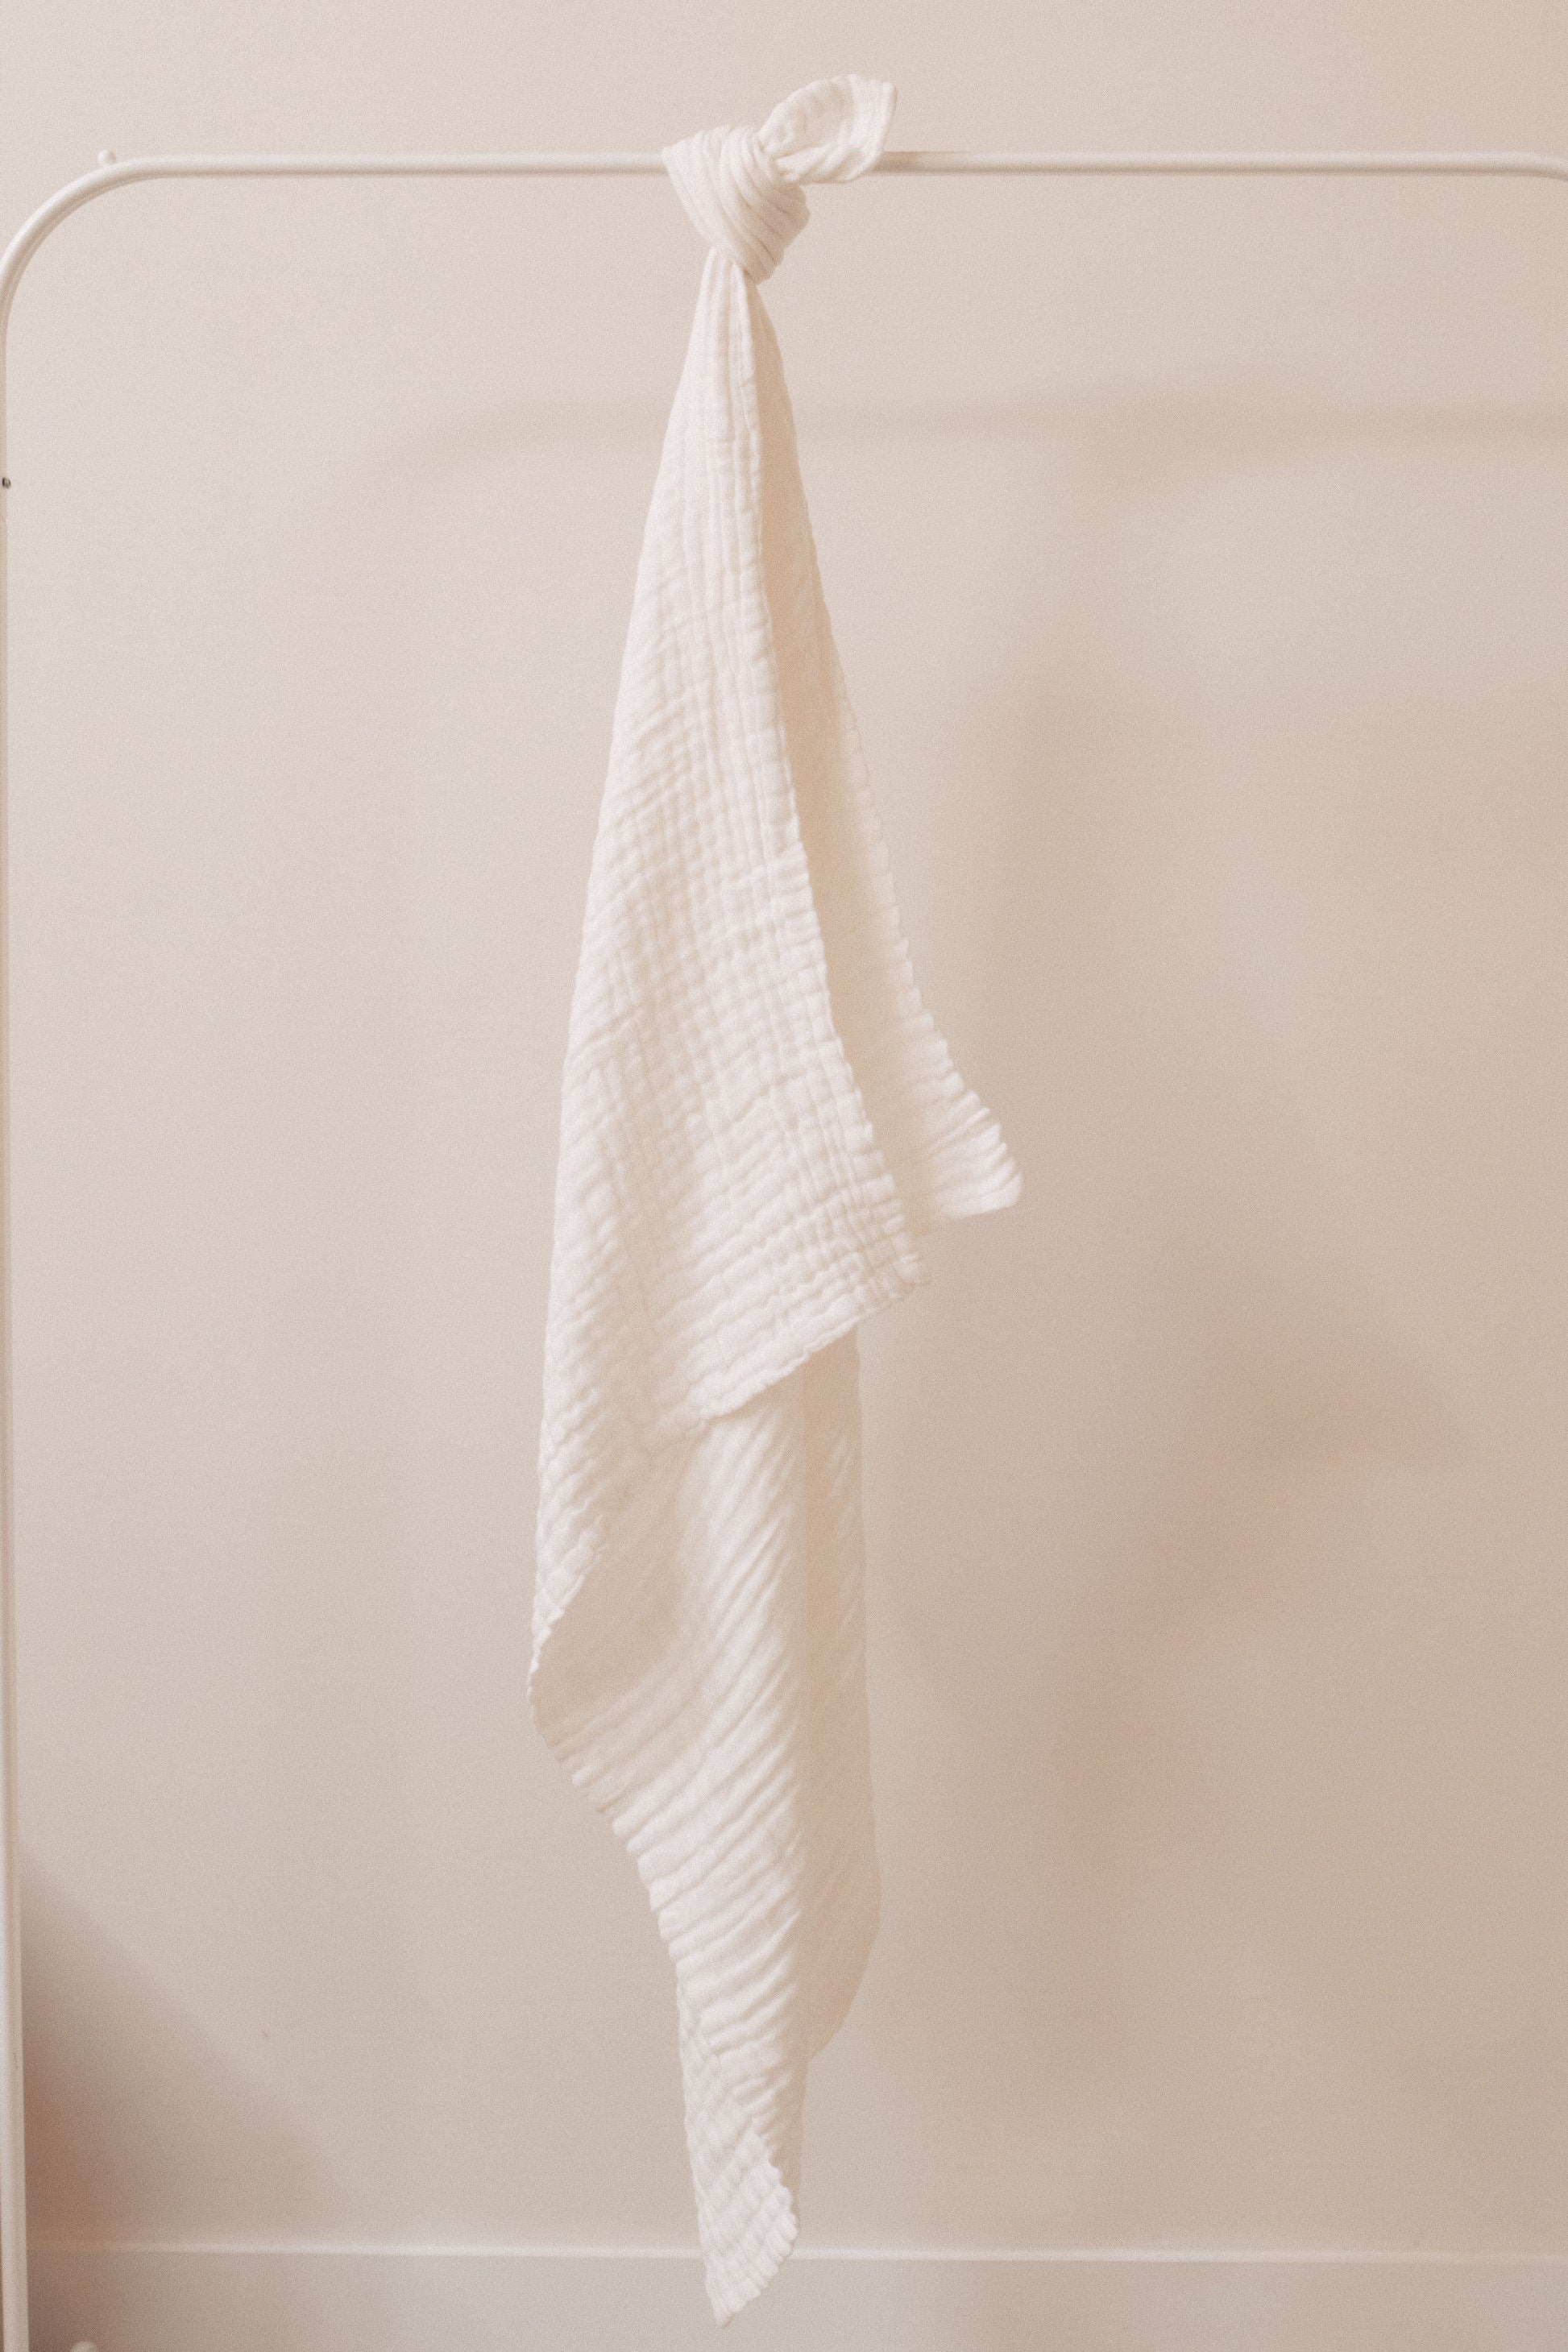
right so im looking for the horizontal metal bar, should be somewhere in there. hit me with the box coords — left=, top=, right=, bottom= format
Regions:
left=19, top=144, right=1568, bottom=177
left=7, top=144, right=1566, bottom=352
left=880, top=147, right=1568, bottom=176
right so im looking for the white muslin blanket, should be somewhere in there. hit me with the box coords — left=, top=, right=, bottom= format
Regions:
left=530, top=74, right=1021, bottom=2321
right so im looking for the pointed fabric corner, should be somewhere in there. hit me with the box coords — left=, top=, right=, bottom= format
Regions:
left=530, top=77, right=1021, bottom=2322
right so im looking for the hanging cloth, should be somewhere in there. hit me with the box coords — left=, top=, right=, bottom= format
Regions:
left=529, top=74, right=1021, bottom=2321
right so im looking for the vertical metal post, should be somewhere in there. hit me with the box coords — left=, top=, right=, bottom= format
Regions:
left=0, top=315, right=28, bottom=2352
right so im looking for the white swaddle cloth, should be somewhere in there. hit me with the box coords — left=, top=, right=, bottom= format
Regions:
left=530, top=75, right=1021, bottom=2321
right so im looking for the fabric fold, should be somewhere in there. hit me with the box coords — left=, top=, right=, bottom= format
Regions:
left=530, top=74, right=1021, bottom=2321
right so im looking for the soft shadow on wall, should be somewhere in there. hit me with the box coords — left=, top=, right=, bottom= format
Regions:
left=809, top=382, right=1568, bottom=2249
left=23, top=1853, right=330, bottom=2243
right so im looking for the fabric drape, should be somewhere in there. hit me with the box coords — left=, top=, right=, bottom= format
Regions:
left=530, top=75, right=1021, bottom=2321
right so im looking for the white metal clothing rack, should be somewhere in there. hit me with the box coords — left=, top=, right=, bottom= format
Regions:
left=0, top=138, right=1561, bottom=2352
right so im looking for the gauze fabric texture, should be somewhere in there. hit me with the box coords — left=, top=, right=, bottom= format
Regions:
left=530, top=75, right=1021, bottom=2322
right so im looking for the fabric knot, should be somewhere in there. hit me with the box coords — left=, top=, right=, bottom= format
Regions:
left=662, top=75, right=896, bottom=282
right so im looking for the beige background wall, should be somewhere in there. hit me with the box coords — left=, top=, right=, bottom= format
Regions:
left=6, top=5, right=1568, bottom=2347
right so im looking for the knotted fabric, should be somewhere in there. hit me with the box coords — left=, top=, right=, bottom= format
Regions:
left=530, top=76, right=1021, bottom=2322
left=662, top=75, right=896, bottom=281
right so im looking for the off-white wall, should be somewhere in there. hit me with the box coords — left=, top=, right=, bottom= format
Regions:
left=7, top=3, right=1568, bottom=2345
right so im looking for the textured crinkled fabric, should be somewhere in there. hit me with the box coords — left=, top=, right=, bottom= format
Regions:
left=529, top=75, right=1022, bottom=2322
